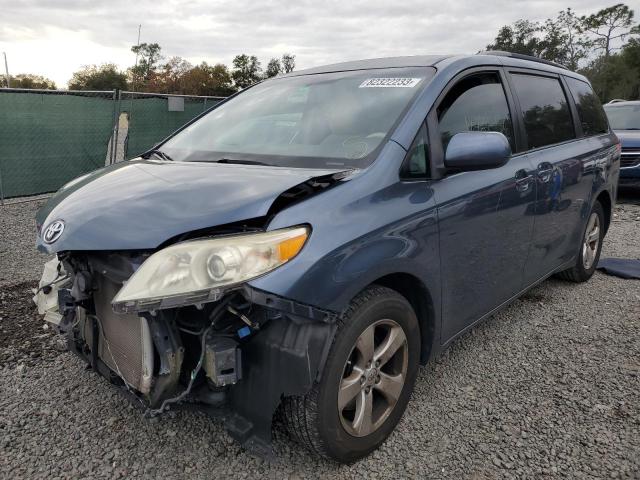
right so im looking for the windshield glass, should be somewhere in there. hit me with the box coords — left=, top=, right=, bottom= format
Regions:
left=603, top=104, right=640, bottom=130
left=161, top=67, right=435, bottom=169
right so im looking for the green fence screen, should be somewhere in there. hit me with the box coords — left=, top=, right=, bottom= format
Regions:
left=120, top=93, right=222, bottom=158
left=0, top=89, right=224, bottom=199
left=0, top=90, right=115, bottom=198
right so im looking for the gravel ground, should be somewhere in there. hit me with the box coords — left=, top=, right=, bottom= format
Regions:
left=1, top=193, right=639, bottom=479
left=0, top=197, right=49, bottom=287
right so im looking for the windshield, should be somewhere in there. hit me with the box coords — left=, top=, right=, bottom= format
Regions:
left=161, top=67, right=435, bottom=169
left=603, top=104, right=640, bottom=130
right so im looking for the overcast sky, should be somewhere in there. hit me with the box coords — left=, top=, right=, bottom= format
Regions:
left=0, top=0, right=619, bottom=88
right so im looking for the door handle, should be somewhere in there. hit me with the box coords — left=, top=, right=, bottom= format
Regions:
left=537, top=163, right=554, bottom=183
left=515, top=169, right=533, bottom=192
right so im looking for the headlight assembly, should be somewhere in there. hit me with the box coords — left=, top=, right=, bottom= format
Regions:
left=112, top=226, right=309, bottom=313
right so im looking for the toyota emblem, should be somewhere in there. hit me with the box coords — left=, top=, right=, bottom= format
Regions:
left=43, top=220, right=65, bottom=244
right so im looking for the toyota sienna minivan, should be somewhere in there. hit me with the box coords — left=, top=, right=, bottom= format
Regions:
left=34, top=52, right=620, bottom=462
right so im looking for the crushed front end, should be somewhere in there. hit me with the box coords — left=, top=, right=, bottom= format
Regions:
left=34, top=249, right=336, bottom=456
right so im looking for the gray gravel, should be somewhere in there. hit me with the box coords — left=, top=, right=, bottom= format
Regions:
left=0, top=197, right=49, bottom=287
left=1, top=194, right=639, bottom=479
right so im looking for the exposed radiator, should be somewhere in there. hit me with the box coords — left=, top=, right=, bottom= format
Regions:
left=93, top=274, right=154, bottom=394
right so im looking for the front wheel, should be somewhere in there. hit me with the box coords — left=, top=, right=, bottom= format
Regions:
left=281, top=285, right=421, bottom=463
left=556, top=201, right=605, bottom=283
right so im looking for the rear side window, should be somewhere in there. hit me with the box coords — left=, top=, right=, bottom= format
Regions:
left=565, top=77, right=609, bottom=136
left=437, top=73, right=514, bottom=152
left=511, top=74, right=575, bottom=149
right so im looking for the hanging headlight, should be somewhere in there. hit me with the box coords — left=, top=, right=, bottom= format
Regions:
left=112, top=226, right=309, bottom=313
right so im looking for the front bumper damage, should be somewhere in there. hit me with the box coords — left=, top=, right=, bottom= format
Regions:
left=35, top=253, right=337, bottom=457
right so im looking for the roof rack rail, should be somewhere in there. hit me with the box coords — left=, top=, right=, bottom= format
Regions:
left=607, top=99, right=627, bottom=104
left=478, top=51, right=569, bottom=70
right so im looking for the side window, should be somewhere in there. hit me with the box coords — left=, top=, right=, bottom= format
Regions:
left=510, top=73, right=575, bottom=149
left=565, top=77, right=609, bottom=136
left=401, top=123, right=429, bottom=179
left=437, top=73, right=514, bottom=152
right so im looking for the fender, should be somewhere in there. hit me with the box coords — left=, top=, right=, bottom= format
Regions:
left=249, top=141, right=442, bottom=354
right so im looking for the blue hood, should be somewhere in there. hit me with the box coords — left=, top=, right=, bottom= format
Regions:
left=615, top=130, right=640, bottom=149
left=36, top=159, right=339, bottom=253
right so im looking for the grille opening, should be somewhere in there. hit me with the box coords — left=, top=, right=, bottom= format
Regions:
left=621, top=149, right=640, bottom=168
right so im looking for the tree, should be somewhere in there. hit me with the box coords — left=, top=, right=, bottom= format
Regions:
left=580, top=4, right=635, bottom=59
left=619, top=35, right=640, bottom=98
left=579, top=5, right=637, bottom=100
left=486, top=20, right=542, bottom=56
left=486, top=14, right=589, bottom=66
left=581, top=34, right=640, bottom=101
left=539, top=18, right=569, bottom=64
left=281, top=53, right=296, bottom=73
left=68, top=64, right=128, bottom=90
left=484, top=4, right=639, bottom=100
left=129, top=43, right=163, bottom=88
left=265, top=58, right=282, bottom=78
left=181, top=62, right=236, bottom=96
left=231, top=54, right=262, bottom=89
left=555, top=8, right=590, bottom=69
left=7, top=74, right=56, bottom=89
left=151, top=56, right=193, bottom=93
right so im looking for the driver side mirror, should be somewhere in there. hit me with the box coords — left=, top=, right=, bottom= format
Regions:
left=444, top=132, right=511, bottom=171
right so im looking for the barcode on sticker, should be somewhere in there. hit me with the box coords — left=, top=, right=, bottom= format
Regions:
left=359, top=78, right=422, bottom=88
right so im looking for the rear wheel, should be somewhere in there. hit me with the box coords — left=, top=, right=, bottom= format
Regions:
left=281, top=285, right=421, bottom=463
left=556, top=201, right=604, bottom=283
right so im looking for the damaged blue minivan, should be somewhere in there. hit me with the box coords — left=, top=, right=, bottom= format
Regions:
left=34, top=52, right=620, bottom=462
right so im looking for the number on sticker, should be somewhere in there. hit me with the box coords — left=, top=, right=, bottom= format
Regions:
left=359, top=78, right=422, bottom=88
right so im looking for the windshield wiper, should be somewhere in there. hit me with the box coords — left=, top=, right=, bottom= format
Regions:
left=192, top=158, right=271, bottom=166
left=142, top=149, right=174, bottom=161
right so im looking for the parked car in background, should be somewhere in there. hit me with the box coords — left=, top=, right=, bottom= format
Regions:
left=604, top=100, right=640, bottom=188
left=34, top=51, right=619, bottom=463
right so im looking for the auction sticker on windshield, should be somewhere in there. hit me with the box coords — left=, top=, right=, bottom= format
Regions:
left=359, top=78, right=422, bottom=88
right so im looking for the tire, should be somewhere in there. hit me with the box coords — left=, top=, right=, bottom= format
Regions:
left=556, top=201, right=605, bottom=283
left=281, top=285, right=421, bottom=463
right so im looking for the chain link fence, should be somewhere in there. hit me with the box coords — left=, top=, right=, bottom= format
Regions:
left=0, top=88, right=225, bottom=201
left=117, top=92, right=223, bottom=160
left=0, top=89, right=116, bottom=199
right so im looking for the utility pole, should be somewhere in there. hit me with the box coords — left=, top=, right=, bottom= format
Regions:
left=2, top=52, right=9, bottom=88
left=132, top=24, right=141, bottom=92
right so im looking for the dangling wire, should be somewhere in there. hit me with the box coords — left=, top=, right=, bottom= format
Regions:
left=146, top=297, right=233, bottom=416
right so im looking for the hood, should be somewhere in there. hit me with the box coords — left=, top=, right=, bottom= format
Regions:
left=614, top=130, right=640, bottom=149
left=36, top=159, right=341, bottom=253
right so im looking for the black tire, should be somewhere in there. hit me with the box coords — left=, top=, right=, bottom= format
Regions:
left=281, top=285, right=421, bottom=463
left=556, top=201, right=605, bottom=283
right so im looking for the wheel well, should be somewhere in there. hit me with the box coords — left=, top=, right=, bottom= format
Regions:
left=595, top=190, right=612, bottom=233
left=372, top=273, right=435, bottom=364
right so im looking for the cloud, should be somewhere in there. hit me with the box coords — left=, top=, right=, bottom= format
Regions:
left=0, top=0, right=618, bottom=87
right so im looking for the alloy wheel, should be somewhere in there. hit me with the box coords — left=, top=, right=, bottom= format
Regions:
left=338, top=319, right=408, bottom=437
left=582, top=212, right=600, bottom=270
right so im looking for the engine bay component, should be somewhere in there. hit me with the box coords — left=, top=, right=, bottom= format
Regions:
left=32, top=257, right=70, bottom=325
left=93, top=273, right=154, bottom=395
left=36, top=251, right=337, bottom=458
left=204, top=335, right=242, bottom=387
